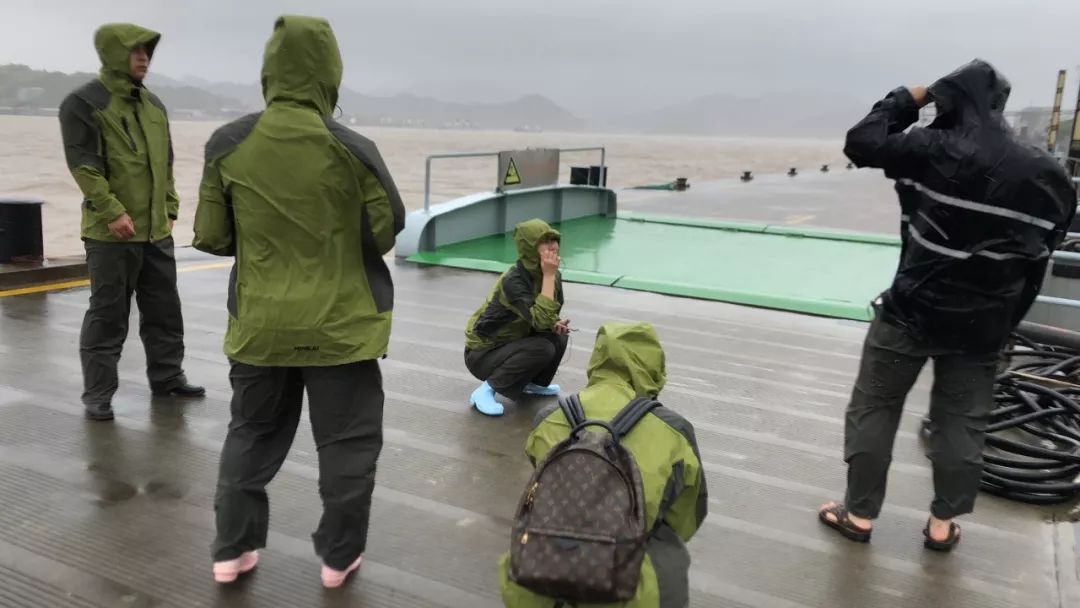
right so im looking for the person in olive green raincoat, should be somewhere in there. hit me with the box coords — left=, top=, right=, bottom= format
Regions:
left=59, top=23, right=204, bottom=422
left=500, top=322, right=708, bottom=608
left=464, top=219, right=571, bottom=417
left=192, top=16, right=405, bottom=589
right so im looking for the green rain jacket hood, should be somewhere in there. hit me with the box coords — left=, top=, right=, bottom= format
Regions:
left=58, top=22, right=179, bottom=243
left=498, top=322, right=707, bottom=608
left=95, top=23, right=160, bottom=93
left=261, top=16, right=341, bottom=115
left=586, top=322, right=667, bottom=399
left=514, top=219, right=561, bottom=274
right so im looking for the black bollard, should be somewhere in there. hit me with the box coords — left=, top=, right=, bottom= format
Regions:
left=0, top=198, right=45, bottom=263
left=846, top=162, right=854, bottom=170
left=820, top=164, right=830, bottom=173
left=788, top=168, right=798, bottom=177
left=569, top=166, right=589, bottom=185
left=740, top=171, right=753, bottom=182
left=588, top=165, right=608, bottom=187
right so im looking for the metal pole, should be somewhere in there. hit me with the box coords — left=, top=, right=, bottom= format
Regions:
left=600, top=147, right=606, bottom=187
left=424, top=156, right=433, bottom=213
left=1052, top=250, right=1080, bottom=263
left=1048, top=70, right=1067, bottom=153
left=1070, top=75, right=1080, bottom=177
left=1035, top=295, right=1080, bottom=310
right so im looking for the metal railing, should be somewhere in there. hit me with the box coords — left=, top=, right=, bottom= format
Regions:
left=1035, top=250, right=1080, bottom=310
left=1036, top=295, right=1080, bottom=310
left=423, top=146, right=606, bottom=212
left=423, top=152, right=499, bottom=212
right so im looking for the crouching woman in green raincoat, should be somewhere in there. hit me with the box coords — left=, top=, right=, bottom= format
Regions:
left=499, top=322, right=708, bottom=608
left=464, top=219, right=571, bottom=417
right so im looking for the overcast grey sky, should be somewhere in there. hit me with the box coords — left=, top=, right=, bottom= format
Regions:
left=1, top=0, right=1077, bottom=117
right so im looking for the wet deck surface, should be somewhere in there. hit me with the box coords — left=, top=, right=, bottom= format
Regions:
left=619, top=168, right=901, bottom=235
left=2, top=241, right=1077, bottom=608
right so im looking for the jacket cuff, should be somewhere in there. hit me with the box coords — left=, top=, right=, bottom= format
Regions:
left=886, top=86, right=920, bottom=125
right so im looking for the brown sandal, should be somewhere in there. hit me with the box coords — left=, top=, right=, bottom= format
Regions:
left=923, top=519, right=961, bottom=552
left=818, top=503, right=872, bottom=543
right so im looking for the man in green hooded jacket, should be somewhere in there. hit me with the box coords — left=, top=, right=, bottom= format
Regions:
left=464, top=219, right=571, bottom=417
left=193, top=16, right=405, bottom=588
left=59, top=23, right=204, bottom=421
left=499, top=322, right=708, bottom=608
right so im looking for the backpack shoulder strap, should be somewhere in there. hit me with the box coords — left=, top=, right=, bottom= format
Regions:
left=557, top=393, right=586, bottom=428
left=610, top=397, right=662, bottom=440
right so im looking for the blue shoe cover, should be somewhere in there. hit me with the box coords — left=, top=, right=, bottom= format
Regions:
left=470, top=382, right=504, bottom=416
left=523, top=383, right=561, bottom=396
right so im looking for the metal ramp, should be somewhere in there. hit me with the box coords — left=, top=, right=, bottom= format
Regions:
left=408, top=213, right=902, bottom=322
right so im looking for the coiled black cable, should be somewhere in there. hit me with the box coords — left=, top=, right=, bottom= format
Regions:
left=970, top=330, right=1080, bottom=504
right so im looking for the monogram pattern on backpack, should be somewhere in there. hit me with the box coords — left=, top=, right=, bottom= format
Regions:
left=509, top=395, right=659, bottom=603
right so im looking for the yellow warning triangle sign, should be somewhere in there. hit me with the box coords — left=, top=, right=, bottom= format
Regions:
left=503, top=158, right=522, bottom=185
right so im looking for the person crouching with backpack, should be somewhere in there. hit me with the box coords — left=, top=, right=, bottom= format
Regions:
left=498, top=322, right=708, bottom=608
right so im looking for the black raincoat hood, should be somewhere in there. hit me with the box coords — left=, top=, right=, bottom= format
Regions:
left=928, top=59, right=1010, bottom=131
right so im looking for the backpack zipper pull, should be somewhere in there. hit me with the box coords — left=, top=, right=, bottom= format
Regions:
left=525, top=482, right=539, bottom=506
left=520, top=531, right=529, bottom=544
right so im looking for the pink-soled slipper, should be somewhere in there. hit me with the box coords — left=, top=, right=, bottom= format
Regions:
left=213, top=550, right=259, bottom=584
left=321, top=555, right=362, bottom=589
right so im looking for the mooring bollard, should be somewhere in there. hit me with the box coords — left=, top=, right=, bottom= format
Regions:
left=740, top=171, right=753, bottom=182
left=588, top=165, right=608, bottom=187
left=569, top=166, right=589, bottom=185
left=821, top=164, right=830, bottom=173
left=788, top=168, right=798, bottom=177
left=0, top=198, right=45, bottom=263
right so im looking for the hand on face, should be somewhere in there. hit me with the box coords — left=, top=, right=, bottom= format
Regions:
left=539, top=240, right=561, bottom=276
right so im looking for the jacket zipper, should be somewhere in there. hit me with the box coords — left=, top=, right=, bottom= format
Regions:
left=522, top=527, right=623, bottom=544
left=132, top=102, right=152, bottom=240
left=121, top=116, right=137, bottom=152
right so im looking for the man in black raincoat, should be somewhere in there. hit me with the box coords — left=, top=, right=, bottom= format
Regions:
left=819, top=60, right=1077, bottom=550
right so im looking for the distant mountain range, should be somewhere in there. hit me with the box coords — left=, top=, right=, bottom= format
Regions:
left=161, top=77, right=585, bottom=132
left=1, top=62, right=892, bottom=138
left=0, top=64, right=585, bottom=132
left=0, top=64, right=245, bottom=117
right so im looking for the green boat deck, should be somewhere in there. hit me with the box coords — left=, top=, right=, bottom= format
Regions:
left=409, top=213, right=901, bottom=321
